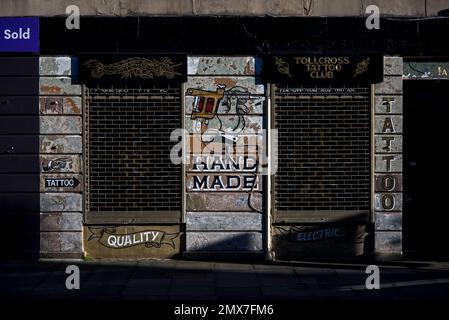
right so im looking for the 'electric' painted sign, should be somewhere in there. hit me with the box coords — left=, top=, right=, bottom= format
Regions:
left=0, top=17, right=39, bottom=52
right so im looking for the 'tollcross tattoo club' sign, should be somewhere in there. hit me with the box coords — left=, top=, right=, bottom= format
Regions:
left=263, top=55, right=383, bottom=84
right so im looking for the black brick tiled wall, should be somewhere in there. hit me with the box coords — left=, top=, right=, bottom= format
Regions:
left=87, top=87, right=182, bottom=212
left=274, top=85, right=371, bottom=212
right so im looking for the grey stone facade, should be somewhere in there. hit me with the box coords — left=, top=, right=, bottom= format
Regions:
left=1, top=0, right=448, bottom=17
left=373, top=56, right=404, bottom=259
left=39, top=57, right=84, bottom=258
left=184, top=56, right=265, bottom=253
left=33, top=54, right=406, bottom=261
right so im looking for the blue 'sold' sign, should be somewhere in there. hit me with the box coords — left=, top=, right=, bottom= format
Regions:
left=0, top=17, right=39, bottom=52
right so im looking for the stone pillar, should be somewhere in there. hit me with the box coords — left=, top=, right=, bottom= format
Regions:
left=374, top=56, right=403, bottom=260
left=184, top=56, right=265, bottom=256
left=39, top=57, right=84, bottom=259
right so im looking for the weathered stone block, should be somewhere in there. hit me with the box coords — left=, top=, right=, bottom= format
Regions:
left=375, top=231, right=402, bottom=253
left=40, top=77, right=81, bottom=95
left=40, top=231, right=83, bottom=253
left=40, top=232, right=60, bottom=252
left=60, top=232, right=83, bottom=253
left=374, top=193, right=403, bottom=212
left=374, top=76, right=403, bottom=94
left=374, top=95, right=403, bottom=114
left=186, top=212, right=262, bottom=231
left=375, top=154, right=402, bottom=172
left=193, top=0, right=258, bottom=15
left=41, top=154, right=82, bottom=173
left=40, top=212, right=83, bottom=231
left=186, top=76, right=265, bottom=94
left=40, top=193, right=82, bottom=212
left=375, top=212, right=402, bottom=231
left=306, top=0, right=361, bottom=16
left=383, top=56, right=403, bottom=76
left=375, top=173, right=403, bottom=192
left=364, top=1, right=425, bottom=17
left=40, top=116, right=82, bottom=134
left=61, top=212, right=83, bottom=231
left=40, top=173, right=83, bottom=192
left=186, top=115, right=263, bottom=135
left=375, top=115, right=402, bottom=134
left=135, top=0, right=193, bottom=15
left=186, top=192, right=262, bottom=212
left=40, top=96, right=82, bottom=114
left=188, top=56, right=255, bottom=75
left=186, top=231, right=262, bottom=251
left=185, top=95, right=265, bottom=115
left=39, top=57, right=73, bottom=76
left=374, top=135, right=402, bottom=153
left=40, top=135, right=82, bottom=154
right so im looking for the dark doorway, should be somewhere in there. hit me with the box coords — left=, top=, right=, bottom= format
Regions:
left=403, top=80, right=449, bottom=259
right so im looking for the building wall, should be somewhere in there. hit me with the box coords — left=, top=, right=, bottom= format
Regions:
left=373, top=56, right=403, bottom=260
left=184, top=56, right=266, bottom=253
left=39, top=57, right=84, bottom=259
left=82, top=84, right=183, bottom=259
left=1, top=0, right=449, bottom=17
left=271, top=84, right=372, bottom=259
left=1, top=54, right=404, bottom=260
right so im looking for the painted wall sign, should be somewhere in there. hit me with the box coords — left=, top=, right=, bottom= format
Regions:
left=0, top=17, right=39, bottom=52
left=276, top=226, right=345, bottom=243
left=403, top=62, right=449, bottom=79
left=45, top=176, right=80, bottom=188
left=185, top=77, right=264, bottom=212
left=79, top=54, right=187, bottom=86
left=374, top=95, right=403, bottom=212
left=188, top=155, right=259, bottom=191
left=184, top=62, right=265, bottom=252
left=188, top=174, right=259, bottom=192
left=263, top=55, right=383, bottom=84
left=84, top=225, right=182, bottom=258
left=42, top=157, right=73, bottom=172
left=88, top=227, right=180, bottom=249
left=273, top=225, right=367, bottom=259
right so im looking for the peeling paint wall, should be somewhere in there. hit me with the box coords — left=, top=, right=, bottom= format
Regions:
left=39, top=57, right=84, bottom=259
left=185, top=56, right=266, bottom=252
left=31, top=55, right=404, bottom=260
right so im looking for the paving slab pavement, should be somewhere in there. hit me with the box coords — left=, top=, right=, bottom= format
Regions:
left=1, top=259, right=449, bottom=300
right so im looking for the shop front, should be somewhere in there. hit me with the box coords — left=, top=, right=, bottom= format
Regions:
left=35, top=52, right=401, bottom=261
left=1, top=16, right=412, bottom=261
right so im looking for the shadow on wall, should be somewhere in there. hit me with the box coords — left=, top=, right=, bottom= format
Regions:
left=0, top=57, right=41, bottom=260
left=0, top=124, right=40, bottom=259
left=1, top=212, right=40, bottom=260
left=0, top=150, right=40, bottom=259
left=185, top=214, right=375, bottom=262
